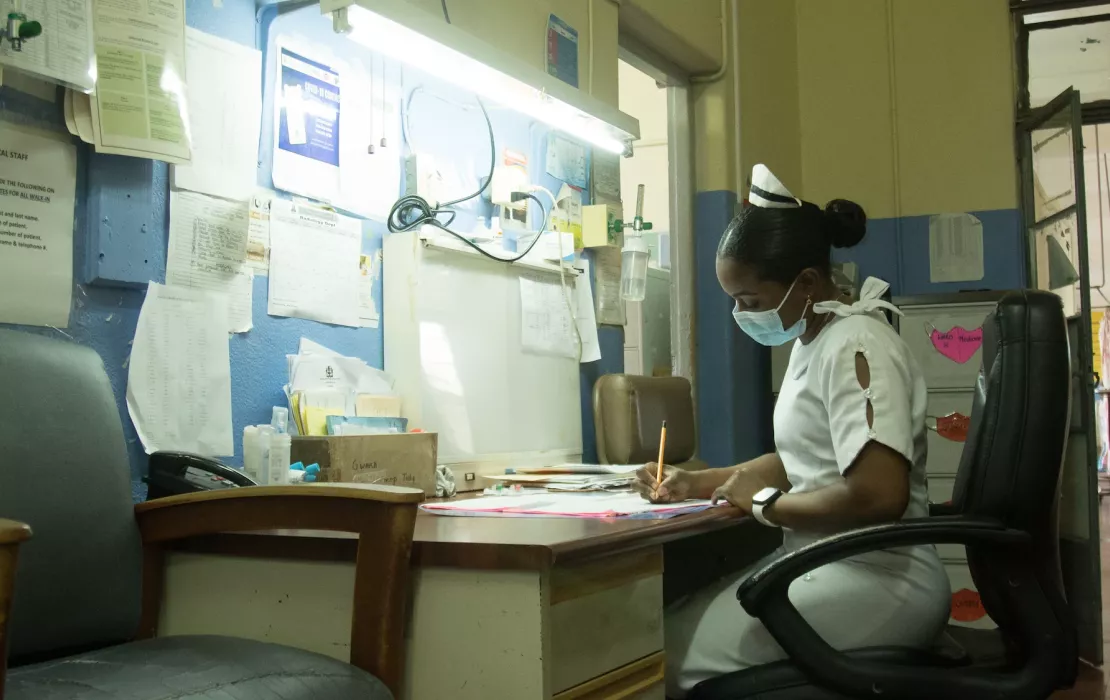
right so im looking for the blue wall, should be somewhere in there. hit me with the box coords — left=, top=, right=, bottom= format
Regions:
left=0, top=0, right=621, bottom=498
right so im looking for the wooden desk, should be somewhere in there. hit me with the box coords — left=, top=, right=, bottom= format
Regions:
left=157, top=506, right=777, bottom=700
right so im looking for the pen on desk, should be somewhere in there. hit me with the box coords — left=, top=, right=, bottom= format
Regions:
left=655, top=420, right=667, bottom=491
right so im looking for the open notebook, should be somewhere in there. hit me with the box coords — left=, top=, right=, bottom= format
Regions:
left=422, top=491, right=718, bottom=519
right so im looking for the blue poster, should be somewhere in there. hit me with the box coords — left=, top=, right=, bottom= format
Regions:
left=546, top=14, right=579, bottom=89
left=278, top=48, right=340, bottom=167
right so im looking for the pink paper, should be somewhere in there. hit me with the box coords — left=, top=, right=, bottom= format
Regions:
left=930, top=326, right=983, bottom=364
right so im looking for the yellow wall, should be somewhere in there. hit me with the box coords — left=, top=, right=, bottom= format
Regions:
left=792, top=0, right=1017, bottom=218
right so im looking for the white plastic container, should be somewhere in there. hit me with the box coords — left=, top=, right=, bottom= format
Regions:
left=621, top=235, right=649, bottom=302
left=242, top=426, right=262, bottom=482
left=268, top=433, right=291, bottom=485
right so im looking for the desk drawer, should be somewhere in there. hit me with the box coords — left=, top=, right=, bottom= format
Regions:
left=927, top=477, right=965, bottom=562
left=549, top=550, right=665, bottom=695
left=926, top=392, right=974, bottom=477
left=899, top=303, right=995, bottom=389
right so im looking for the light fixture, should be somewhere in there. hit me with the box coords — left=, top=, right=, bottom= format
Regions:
left=322, top=0, right=639, bottom=155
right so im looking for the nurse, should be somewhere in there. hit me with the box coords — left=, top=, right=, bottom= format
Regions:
left=634, top=165, right=951, bottom=697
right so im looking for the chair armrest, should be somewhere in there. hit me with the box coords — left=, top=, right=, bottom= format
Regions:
left=733, top=517, right=1029, bottom=700
left=134, top=483, right=423, bottom=542
left=929, top=502, right=958, bottom=517
left=133, top=484, right=422, bottom=695
left=0, top=519, right=31, bottom=699
left=739, top=516, right=1026, bottom=612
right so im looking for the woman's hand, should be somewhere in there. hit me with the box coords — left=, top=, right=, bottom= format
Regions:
left=633, top=463, right=694, bottom=503
left=710, top=469, right=769, bottom=514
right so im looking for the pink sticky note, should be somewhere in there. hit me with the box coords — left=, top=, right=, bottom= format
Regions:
left=930, top=326, right=983, bottom=364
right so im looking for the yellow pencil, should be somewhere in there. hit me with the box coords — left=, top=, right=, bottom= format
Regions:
left=655, top=420, right=667, bottom=487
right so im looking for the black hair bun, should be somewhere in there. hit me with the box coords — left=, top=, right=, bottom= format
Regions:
left=823, top=199, right=867, bottom=249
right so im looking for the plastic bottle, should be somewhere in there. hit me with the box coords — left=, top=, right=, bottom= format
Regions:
left=269, top=433, right=291, bottom=485
left=243, top=426, right=262, bottom=482
left=271, top=406, right=289, bottom=434
left=257, top=425, right=274, bottom=486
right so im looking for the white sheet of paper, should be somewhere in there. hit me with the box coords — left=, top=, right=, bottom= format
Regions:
left=0, top=124, right=77, bottom=327
left=166, top=190, right=253, bottom=333
left=267, top=199, right=361, bottom=327
left=520, top=272, right=576, bottom=358
left=171, top=28, right=261, bottom=200
left=90, top=0, right=190, bottom=162
left=573, top=260, right=602, bottom=362
left=71, top=90, right=95, bottom=144
left=929, top=213, right=985, bottom=283
left=126, top=282, right=233, bottom=456
left=424, top=490, right=714, bottom=516
left=358, top=252, right=380, bottom=328
left=0, top=0, right=94, bottom=92
left=63, top=90, right=79, bottom=136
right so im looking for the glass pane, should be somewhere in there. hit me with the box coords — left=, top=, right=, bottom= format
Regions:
left=1029, top=20, right=1110, bottom=107
left=1031, top=210, right=1080, bottom=315
left=1032, top=113, right=1078, bottom=222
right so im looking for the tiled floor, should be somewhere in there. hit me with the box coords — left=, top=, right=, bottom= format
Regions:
left=1051, top=496, right=1110, bottom=699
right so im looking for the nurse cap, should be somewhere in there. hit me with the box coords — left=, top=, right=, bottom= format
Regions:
left=749, top=164, right=801, bottom=209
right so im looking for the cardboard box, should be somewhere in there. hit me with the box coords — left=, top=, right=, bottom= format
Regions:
left=291, top=433, right=437, bottom=496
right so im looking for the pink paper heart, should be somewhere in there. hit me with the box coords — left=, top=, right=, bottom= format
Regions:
left=930, top=326, right=983, bottom=364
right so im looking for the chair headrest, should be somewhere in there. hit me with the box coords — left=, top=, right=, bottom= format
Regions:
left=593, top=374, right=696, bottom=465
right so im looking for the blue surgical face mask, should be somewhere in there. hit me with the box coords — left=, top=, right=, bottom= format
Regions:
left=732, top=278, right=810, bottom=346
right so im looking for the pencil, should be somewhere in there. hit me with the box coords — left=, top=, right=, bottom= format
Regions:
left=655, top=420, right=667, bottom=486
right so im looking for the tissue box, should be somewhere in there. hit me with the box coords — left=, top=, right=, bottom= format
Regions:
left=290, top=433, right=437, bottom=496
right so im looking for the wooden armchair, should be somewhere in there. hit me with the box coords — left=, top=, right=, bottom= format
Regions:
left=0, top=328, right=423, bottom=700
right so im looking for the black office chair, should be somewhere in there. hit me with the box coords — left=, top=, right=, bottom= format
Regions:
left=690, top=290, right=1078, bottom=700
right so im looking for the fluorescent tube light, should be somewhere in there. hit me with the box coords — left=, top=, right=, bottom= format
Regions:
left=324, top=0, right=639, bottom=155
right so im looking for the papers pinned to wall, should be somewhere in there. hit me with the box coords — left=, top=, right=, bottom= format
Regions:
left=0, top=0, right=95, bottom=92
left=246, top=194, right=272, bottom=273
left=929, top=213, right=985, bottom=284
left=88, top=0, right=191, bottom=162
left=359, top=251, right=381, bottom=328
left=126, top=282, right=233, bottom=456
left=593, top=246, right=626, bottom=326
left=574, top=259, right=602, bottom=363
left=267, top=199, right=362, bottom=327
left=166, top=190, right=254, bottom=333
left=172, top=28, right=262, bottom=201
left=520, top=272, right=577, bottom=358
left=546, top=132, right=587, bottom=189
left=0, top=123, right=77, bottom=327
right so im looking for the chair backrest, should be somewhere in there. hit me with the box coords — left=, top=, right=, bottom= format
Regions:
left=0, top=329, right=142, bottom=662
left=950, top=290, right=1075, bottom=669
left=593, top=375, right=697, bottom=465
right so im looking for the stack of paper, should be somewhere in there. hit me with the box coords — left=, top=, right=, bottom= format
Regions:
left=481, top=472, right=634, bottom=492
left=422, top=491, right=718, bottom=519
left=285, top=337, right=399, bottom=435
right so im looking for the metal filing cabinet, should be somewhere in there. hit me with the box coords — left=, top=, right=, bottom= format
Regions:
left=896, top=292, right=1010, bottom=630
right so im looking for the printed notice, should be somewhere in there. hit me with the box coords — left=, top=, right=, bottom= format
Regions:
left=272, top=42, right=341, bottom=203
left=246, top=194, right=271, bottom=273
left=127, top=282, right=233, bottom=456
left=929, top=213, right=985, bottom=284
left=0, top=0, right=94, bottom=92
left=520, top=272, right=576, bottom=358
left=359, top=251, right=381, bottom=328
left=166, top=190, right=253, bottom=333
left=546, top=132, right=587, bottom=189
left=91, top=0, right=190, bottom=162
left=0, top=124, right=77, bottom=327
left=267, top=199, right=361, bottom=327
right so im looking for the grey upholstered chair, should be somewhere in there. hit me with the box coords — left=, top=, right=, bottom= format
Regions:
left=0, top=328, right=423, bottom=699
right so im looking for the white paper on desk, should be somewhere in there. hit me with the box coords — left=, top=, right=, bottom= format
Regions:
left=166, top=190, right=253, bottom=333
left=520, top=272, right=576, bottom=358
left=424, top=491, right=716, bottom=516
left=267, top=199, right=361, bottom=327
left=0, top=124, right=77, bottom=328
left=171, top=28, right=262, bottom=201
left=126, top=283, right=233, bottom=456
left=573, top=259, right=602, bottom=362
left=0, top=0, right=94, bottom=92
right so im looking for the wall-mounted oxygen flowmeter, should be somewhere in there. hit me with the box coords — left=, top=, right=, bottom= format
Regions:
left=620, top=184, right=653, bottom=302
left=1, top=1, right=41, bottom=52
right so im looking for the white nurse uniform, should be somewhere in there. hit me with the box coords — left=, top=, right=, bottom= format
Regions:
left=665, top=278, right=951, bottom=697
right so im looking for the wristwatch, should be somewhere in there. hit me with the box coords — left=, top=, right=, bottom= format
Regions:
left=751, top=487, right=783, bottom=527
